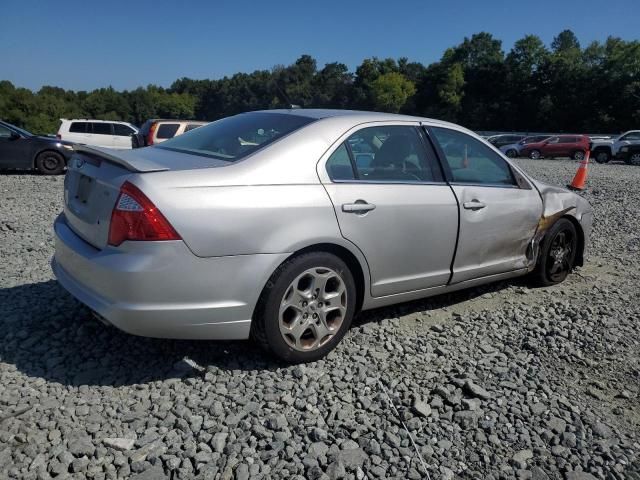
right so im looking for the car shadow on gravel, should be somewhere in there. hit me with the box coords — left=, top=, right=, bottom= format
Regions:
left=0, top=280, right=280, bottom=388
left=1, top=276, right=529, bottom=387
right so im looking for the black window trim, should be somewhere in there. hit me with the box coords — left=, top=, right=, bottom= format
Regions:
left=325, top=125, right=447, bottom=186
left=425, top=125, right=524, bottom=190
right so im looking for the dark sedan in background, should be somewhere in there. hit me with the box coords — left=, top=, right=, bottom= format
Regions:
left=0, top=121, right=74, bottom=174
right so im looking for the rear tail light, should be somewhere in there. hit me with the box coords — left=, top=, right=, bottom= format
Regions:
left=56, top=134, right=61, bottom=139
left=108, top=181, right=180, bottom=246
left=147, top=123, right=157, bottom=146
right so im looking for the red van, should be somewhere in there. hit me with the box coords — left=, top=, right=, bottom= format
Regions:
left=520, top=135, right=590, bottom=160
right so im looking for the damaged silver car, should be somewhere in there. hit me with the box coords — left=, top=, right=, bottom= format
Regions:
left=52, top=110, right=593, bottom=362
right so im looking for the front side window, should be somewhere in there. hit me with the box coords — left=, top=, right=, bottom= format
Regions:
left=621, top=132, right=640, bottom=141
left=326, top=125, right=438, bottom=182
left=430, top=127, right=516, bottom=186
left=156, top=123, right=180, bottom=139
left=157, top=112, right=315, bottom=162
left=0, top=125, right=12, bottom=138
left=547, top=136, right=560, bottom=144
left=69, top=122, right=87, bottom=133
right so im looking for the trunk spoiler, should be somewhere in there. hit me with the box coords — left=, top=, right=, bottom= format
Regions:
left=72, top=145, right=170, bottom=173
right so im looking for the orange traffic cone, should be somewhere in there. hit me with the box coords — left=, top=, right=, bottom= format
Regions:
left=567, top=150, right=590, bottom=191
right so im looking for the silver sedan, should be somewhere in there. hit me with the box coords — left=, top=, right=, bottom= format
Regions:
left=52, top=110, right=593, bottom=362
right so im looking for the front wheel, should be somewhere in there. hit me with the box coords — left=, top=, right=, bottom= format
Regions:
left=251, top=252, right=356, bottom=363
left=505, top=149, right=518, bottom=158
left=36, top=151, right=65, bottom=175
left=625, top=152, right=640, bottom=166
left=594, top=150, right=611, bottom=164
left=529, top=150, right=541, bottom=160
left=531, top=218, right=578, bottom=286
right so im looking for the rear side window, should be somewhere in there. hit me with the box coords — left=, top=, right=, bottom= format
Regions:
left=92, top=123, right=112, bottom=135
left=157, top=112, right=315, bottom=162
left=156, top=124, right=180, bottom=139
left=113, top=124, right=134, bottom=136
left=431, top=127, right=516, bottom=186
left=326, top=144, right=355, bottom=180
left=560, top=136, right=576, bottom=143
left=185, top=124, right=203, bottom=132
left=326, top=126, right=439, bottom=183
left=69, top=122, right=87, bottom=133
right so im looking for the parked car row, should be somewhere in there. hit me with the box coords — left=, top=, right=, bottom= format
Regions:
left=0, top=117, right=208, bottom=174
left=490, top=131, right=640, bottom=164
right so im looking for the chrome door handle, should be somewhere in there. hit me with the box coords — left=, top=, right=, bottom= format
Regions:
left=342, top=201, right=376, bottom=213
left=463, top=200, right=486, bottom=211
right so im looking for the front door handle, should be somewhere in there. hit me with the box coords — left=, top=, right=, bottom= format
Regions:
left=463, top=200, right=486, bottom=211
left=342, top=201, right=376, bottom=214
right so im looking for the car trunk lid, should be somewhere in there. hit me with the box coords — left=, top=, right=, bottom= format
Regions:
left=64, top=146, right=231, bottom=249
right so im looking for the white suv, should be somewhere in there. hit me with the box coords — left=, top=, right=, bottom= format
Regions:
left=57, top=119, right=139, bottom=149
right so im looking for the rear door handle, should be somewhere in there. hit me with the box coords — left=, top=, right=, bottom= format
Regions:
left=342, top=201, right=376, bottom=214
left=463, top=200, right=486, bottom=211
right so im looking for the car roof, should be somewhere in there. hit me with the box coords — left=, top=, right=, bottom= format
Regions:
left=146, top=119, right=208, bottom=123
left=62, top=118, right=132, bottom=124
left=255, top=108, right=462, bottom=128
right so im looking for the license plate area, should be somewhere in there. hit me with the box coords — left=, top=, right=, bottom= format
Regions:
left=75, top=175, right=93, bottom=204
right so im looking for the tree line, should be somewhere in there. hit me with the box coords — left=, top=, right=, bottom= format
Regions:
left=1, top=30, right=639, bottom=135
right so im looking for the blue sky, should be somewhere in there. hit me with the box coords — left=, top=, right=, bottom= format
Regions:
left=1, top=0, right=638, bottom=91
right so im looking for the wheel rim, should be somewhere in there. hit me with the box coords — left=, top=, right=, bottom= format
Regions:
left=629, top=153, right=640, bottom=166
left=531, top=151, right=540, bottom=159
left=42, top=155, right=60, bottom=171
left=506, top=150, right=516, bottom=158
left=546, top=229, right=575, bottom=282
left=279, top=267, right=348, bottom=352
left=596, top=152, right=608, bottom=163
left=574, top=151, right=585, bottom=161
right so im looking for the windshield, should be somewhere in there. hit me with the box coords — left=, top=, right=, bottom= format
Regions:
left=156, top=112, right=315, bottom=161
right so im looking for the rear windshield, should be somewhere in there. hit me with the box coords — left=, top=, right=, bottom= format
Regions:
left=156, top=112, right=315, bottom=162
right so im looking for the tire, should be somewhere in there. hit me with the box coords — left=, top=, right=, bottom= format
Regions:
left=35, top=151, right=65, bottom=175
left=251, top=252, right=357, bottom=363
left=572, top=150, right=585, bottom=161
left=529, top=150, right=541, bottom=160
left=505, top=149, right=517, bottom=158
left=531, top=218, right=578, bottom=287
left=594, top=150, right=611, bottom=164
left=625, top=152, right=640, bottom=166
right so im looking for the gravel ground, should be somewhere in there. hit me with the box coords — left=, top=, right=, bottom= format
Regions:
left=0, top=159, right=639, bottom=480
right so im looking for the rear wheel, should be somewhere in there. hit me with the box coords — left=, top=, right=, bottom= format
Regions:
left=572, top=150, right=585, bottom=161
left=531, top=218, right=578, bottom=286
left=529, top=150, right=541, bottom=160
left=36, top=151, right=65, bottom=175
left=594, top=150, right=611, bottom=164
left=251, top=252, right=356, bottom=363
left=626, top=152, right=640, bottom=166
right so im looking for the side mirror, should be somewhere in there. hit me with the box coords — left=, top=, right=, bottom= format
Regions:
left=9, top=132, right=21, bottom=140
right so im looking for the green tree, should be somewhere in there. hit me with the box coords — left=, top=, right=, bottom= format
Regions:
left=370, top=72, right=416, bottom=113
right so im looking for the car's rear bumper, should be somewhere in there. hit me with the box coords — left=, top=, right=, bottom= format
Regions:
left=52, top=214, right=289, bottom=340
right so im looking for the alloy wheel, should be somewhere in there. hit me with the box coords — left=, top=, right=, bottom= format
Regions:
left=573, top=151, right=585, bottom=161
left=629, top=153, right=640, bottom=166
left=278, top=267, right=348, bottom=351
left=530, top=150, right=541, bottom=159
left=546, top=230, right=575, bottom=283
